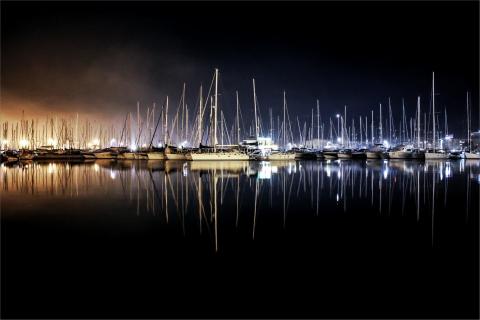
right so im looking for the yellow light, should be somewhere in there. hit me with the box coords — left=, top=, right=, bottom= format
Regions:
left=47, top=138, right=57, bottom=146
left=94, top=163, right=99, bottom=172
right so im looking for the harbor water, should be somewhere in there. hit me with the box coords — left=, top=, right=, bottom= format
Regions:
left=1, top=159, right=479, bottom=318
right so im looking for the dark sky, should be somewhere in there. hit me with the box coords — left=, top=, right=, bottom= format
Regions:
left=2, top=1, right=479, bottom=136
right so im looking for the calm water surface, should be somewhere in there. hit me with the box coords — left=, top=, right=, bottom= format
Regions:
left=1, top=159, right=479, bottom=318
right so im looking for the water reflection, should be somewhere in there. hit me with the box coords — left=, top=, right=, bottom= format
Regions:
left=2, top=159, right=479, bottom=251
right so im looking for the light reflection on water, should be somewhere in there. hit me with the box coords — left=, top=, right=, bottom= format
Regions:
left=1, top=159, right=479, bottom=251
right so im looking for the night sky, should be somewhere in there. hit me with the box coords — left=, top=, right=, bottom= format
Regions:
left=1, top=1, right=479, bottom=137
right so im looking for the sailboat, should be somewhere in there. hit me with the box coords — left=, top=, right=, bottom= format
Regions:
left=187, top=69, right=249, bottom=161
left=425, top=72, right=448, bottom=160
left=366, top=144, right=387, bottom=159
left=464, top=91, right=480, bottom=159
left=390, top=96, right=426, bottom=159
left=146, top=102, right=166, bottom=160
left=266, top=91, right=295, bottom=160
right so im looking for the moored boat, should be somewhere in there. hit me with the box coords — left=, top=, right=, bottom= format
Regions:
left=322, top=150, right=338, bottom=159
left=164, top=145, right=187, bottom=160
left=464, top=151, right=480, bottom=159
left=366, top=144, right=387, bottom=159
left=424, top=149, right=448, bottom=160
left=337, top=149, right=352, bottom=159
left=93, top=148, right=118, bottom=159
left=389, top=146, right=423, bottom=159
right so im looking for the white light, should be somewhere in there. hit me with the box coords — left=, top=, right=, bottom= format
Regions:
left=19, top=139, right=28, bottom=148
left=336, top=114, right=340, bottom=118
left=47, top=138, right=56, bottom=146
left=130, top=144, right=137, bottom=151
left=94, top=163, right=99, bottom=172
left=180, top=140, right=188, bottom=148
left=337, top=137, right=342, bottom=143
left=110, top=170, right=116, bottom=180
left=383, top=168, right=388, bottom=179
left=383, top=140, right=390, bottom=148
left=110, top=138, right=116, bottom=146
left=48, top=163, right=56, bottom=174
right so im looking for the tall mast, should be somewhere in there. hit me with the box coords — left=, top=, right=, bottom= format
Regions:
left=199, top=85, right=203, bottom=146
left=253, top=78, right=259, bottom=139
left=444, top=107, right=447, bottom=137
left=344, top=105, right=347, bottom=146
left=214, top=68, right=219, bottom=151
left=402, top=99, right=406, bottom=143
left=417, top=96, right=421, bottom=148
left=432, top=71, right=436, bottom=152
left=359, top=116, right=362, bottom=145
left=137, top=101, right=140, bottom=148
left=75, top=113, right=79, bottom=149
left=371, top=110, right=374, bottom=144
left=236, top=90, right=240, bottom=143
left=467, top=91, right=470, bottom=151
left=365, top=116, right=368, bottom=144
left=379, top=103, right=383, bottom=143
left=388, top=97, right=392, bottom=143
left=270, top=108, right=273, bottom=140
left=311, top=108, right=314, bottom=148
left=316, top=100, right=320, bottom=149
left=165, top=96, right=169, bottom=146
left=283, top=91, right=286, bottom=148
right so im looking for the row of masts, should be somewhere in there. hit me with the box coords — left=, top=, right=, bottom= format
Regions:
left=1, top=71, right=477, bottom=151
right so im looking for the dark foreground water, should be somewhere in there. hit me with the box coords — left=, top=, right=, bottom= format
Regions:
left=1, top=159, right=479, bottom=318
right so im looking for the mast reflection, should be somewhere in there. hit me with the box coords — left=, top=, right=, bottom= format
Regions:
left=1, top=159, right=479, bottom=251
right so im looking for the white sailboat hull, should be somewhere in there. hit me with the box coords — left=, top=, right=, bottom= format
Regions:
left=366, top=151, right=382, bottom=159
left=147, top=152, right=165, bottom=160
left=134, top=153, right=148, bottom=160
left=337, top=153, right=352, bottom=159
left=165, top=153, right=187, bottom=160
left=424, top=152, right=448, bottom=160
left=464, top=152, right=480, bottom=159
left=94, top=152, right=116, bottom=159
left=118, top=152, right=136, bottom=160
left=267, top=153, right=296, bottom=160
left=388, top=151, right=412, bottom=159
left=188, top=151, right=250, bottom=161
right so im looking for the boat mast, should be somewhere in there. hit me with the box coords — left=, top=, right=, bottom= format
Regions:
left=165, top=96, right=169, bottom=146
left=253, top=78, right=259, bottom=139
left=388, top=97, right=392, bottom=144
left=432, top=71, right=436, bottom=152
left=311, top=108, right=314, bottom=148
left=371, top=110, right=374, bottom=145
left=137, top=101, right=140, bottom=148
left=316, top=100, right=320, bottom=149
left=379, top=104, right=383, bottom=143
left=214, top=68, right=219, bottom=151
left=236, top=90, right=240, bottom=143
left=402, top=99, right=406, bottom=143
left=283, top=91, right=286, bottom=148
left=417, top=96, right=421, bottom=148
left=199, top=85, right=203, bottom=146
left=444, top=107, right=448, bottom=137
left=467, top=91, right=470, bottom=151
